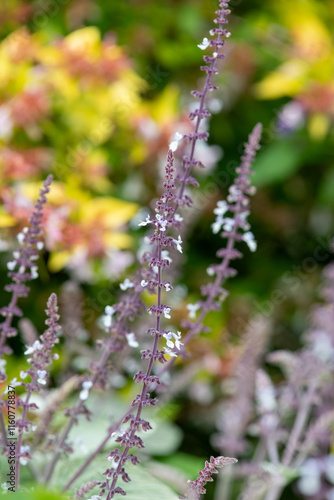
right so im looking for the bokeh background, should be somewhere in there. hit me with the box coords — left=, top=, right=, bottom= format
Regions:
left=0, top=0, right=333, bottom=498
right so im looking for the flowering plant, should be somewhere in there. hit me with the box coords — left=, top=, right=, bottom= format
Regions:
left=0, top=1, right=333, bottom=500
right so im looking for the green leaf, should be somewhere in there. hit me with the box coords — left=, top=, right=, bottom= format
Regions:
left=53, top=454, right=177, bottom=500
left=143, top=419, right=183, bottom=456
left=67, top=395, right=182, bottom=458
left=2, top=487, right=69, bottom=500
left=66, top=393, right=129, bottom=456
left=253, top=141, right=302, bottom=187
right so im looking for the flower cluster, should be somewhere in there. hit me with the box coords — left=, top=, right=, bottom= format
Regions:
left=14, top=293, right=60, bottom=488
left=0, top=175, right=53, bottom=357
left=180, top=123, right=262, bottom=345
left=180, top=455, right=238, bottom=499
left=210, top=122, right=261, bottom=265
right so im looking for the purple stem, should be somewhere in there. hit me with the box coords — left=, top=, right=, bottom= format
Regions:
left=15, top=374, right=37, bottom=489
left=43, top=304, right=138, bottom=484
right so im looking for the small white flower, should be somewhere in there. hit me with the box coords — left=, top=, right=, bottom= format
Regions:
left=31, top=266, right=39, bottom=280
left=9, top=378, right=21, bottom=387
left=214, top=200, right=229, bottom=216
left=103, top=315, right=112, bottom=328
left=169, top=141, right=178, bottom=152
left=173, top=235, right=183, bottom=253
left=79, top=381, right=92, bottom=401
left=17, top=233, right=25, bottom=245
left=163, top=307, right=171, bottom=319
left=21, top=445, right=30, bottom=454
left=163, top=347, right=178, bottom=357
left=198, top=37, right=210, bottom=50
left=141, top=280, right=148, bottom=288
left=37, top=241, right=44, bottom=250
left=157, top=219, right=168, bottom=232
left=187, top=303, right=200, bottom=319
left=175, top=339, right=183, bottom=350
left=163, top=331, right=183, bottom=351
left=126, top=332, right=139, bottom=348
left=13, top=251, right=20, bottom=259
left=163, top=332, right=175, bottom=349
left=243, top=231, right=257, bottom=252
left=174, top=132, right=183, bottom=142
left=19, top=265, right=26, bottom=274
left=82, top=381, right=93, bottom=391
left=171, top=331, right=183, bottom=350
left=212, top=218, right=224, bottom=234
left=19, top=457, right=28, bottom=466
left=37, top=370, right=47, bottom=385
left=164, top=283, right=172, bottom=292
left=174, top=214, right=183, bottom=222
left=79, top=389, right=89, bottom=401
left=207, top=267, right=215, bottom=276
left=227, top=185, right=241, bottom=203
left=161, top=250, right=172, bottom=263
left=138, top=215, right=152, bottom=227
left=222, top=218, right=235, bottom=232
left=240, top=211, right=250, bottom=221
left=20, top=371, right=28, bottom=379
left=225, top=31, right=231, bottom=38
left=7, top=261, right=16, bottom=271
left=24, top=340, right=43, bottom=355
left=169, top=132, right=183, bottom=152
left=105, top=305, right=115, bottom=316
left=120, top=278, right=134, bottom=291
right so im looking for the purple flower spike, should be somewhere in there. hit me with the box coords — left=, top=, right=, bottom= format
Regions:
left=15, top=292, right=60, bottom=489
left=99, top=3, right=233, bottom=499
left=0, top=175, right=53, bottom=357
left=180, top=455, right=238, bottom=499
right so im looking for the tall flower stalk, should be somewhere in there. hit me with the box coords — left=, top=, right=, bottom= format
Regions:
left=157, top=123, right=262, bottom=380
left=15, top=293, right=60, bottom=489
left=0, top=175, right=53, bottom=454
left=44, top=0, right=232, bottom=487
left=0, top=174, right=53, bottom=358
left=95, top=3, right=233, bottom=498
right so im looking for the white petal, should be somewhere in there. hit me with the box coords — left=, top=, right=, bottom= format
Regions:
left=198, top=37, right=210, bottom=50
left=169, top=141, right=178, bottom=152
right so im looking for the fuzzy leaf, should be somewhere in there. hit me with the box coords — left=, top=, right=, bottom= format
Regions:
left=53, top=454, right=177, bottom=499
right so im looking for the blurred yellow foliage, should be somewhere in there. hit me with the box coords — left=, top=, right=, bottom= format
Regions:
left=254, top=0, right=334, bottom=110
left=0, top=26, right=148, bottom=275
